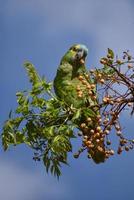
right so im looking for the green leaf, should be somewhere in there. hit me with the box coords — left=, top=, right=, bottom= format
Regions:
left=24, top=62, right=40, bottom=86
left=52, top=135, right=72, bottom=153
left=72, top=109, right=81, bottom=121
left=83, top=108, right=96, bottom=118
left=108, top=48, right=114, bottom=59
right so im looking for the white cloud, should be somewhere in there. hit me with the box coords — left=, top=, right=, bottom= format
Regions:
left=0, top=159, right=66, bottom=200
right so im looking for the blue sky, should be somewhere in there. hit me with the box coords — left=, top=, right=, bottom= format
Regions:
left=1, top=0, right=134, bottom=199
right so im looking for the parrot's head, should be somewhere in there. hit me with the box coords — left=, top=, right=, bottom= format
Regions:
left=61, top=44, right=88, bottom=65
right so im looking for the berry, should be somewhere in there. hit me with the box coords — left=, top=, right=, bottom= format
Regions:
left=80, top=123, right=86, bottom=128
left=86, top=117, right=92, bottom=123
left=78, top=75, right=84, bottom=81
left=100, top=79, right=105, bottom=84
left=125, top=146, right=129, bottom=151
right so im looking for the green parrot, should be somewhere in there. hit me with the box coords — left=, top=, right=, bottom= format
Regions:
left=54, top=44, right=106, bottom=163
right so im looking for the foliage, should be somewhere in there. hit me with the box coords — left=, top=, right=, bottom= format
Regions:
left=2, top=49, right=134, bottom=178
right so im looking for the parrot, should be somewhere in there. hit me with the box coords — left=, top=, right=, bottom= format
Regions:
left=54, top=44, right=106, bottom=163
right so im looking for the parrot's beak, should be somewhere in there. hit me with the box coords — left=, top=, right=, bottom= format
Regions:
left=76, top=49, right=87, bottom=65
left=80, top=57, right=85, bottom=65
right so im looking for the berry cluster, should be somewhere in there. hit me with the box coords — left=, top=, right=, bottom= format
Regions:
left=74, top=49, right=134, bottom=163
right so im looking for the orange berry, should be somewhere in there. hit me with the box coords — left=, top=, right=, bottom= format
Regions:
left=91, top=95, right=97, bottom=100
left=103, top=97, right=108, bottom=103
left=96, top=126, right=102, bottom=132
left=86, top=84, right=91, bottom=89
left=128, top=64, right=132, bottom=69
left=89, top=69, right=94, bottom=73
left=116, top=59, right=122, bottom=64
left=78, top=75, right=84, bottom=81
left=97, top=115, right=101, bottom=119
left=90, top=129, right=95, bottom=134
left=97, top=146, right=104, bottom=152
left=95, top=132, right=100, bottom=137
left=86, top=117, right=92, bottom=123
left=110, top=150, right=115, bottom=155
left=96, top=139, right=100, bottom=143
left=83, top=135, right=88, bottom=140
left=100, top=79, right=105, bottom=84
left=82, top=80, right=87, bottom=85
left=88, top=91, right=93, bottom=96
left=128, top=102, right=133, bottom=107
left=78, top=94, right=83, bottom=98
left=80, top=123, right=86, bottom=128
left=76, top=85, right=81, bottom=91
left=91, top=84, right=96, bottom=89
left=85, top=74, right=89, bottom=79
left=104, top=130, right=110, bottom=135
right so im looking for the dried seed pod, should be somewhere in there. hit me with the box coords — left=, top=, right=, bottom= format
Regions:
left=117, top=147, right=123, bottom=154
left=106, top=140, right=111, bottom=145
left=107, top=125, right=112, bottom=131
left=125, top=146, right=129, bottom=151
left=103, top=118, right=109, bottom=125
left=73, top=153, right=79, bottom=158
left=89, top=69, right=94, bottom=73
left=78, top=132, right=82, bottom=136
left=98, top=118, right=102, bottom=124
left=87, top=154, right=91, bottom=159
left=97, top=146, right=104, bottom=152
left=88, top=143, right=94, bottom=148
left=132, top=139, right=134, bottom=144
left=129, top=144, right=133, bottom=150
left=120, top=139, right=125, bottom=146
left=115, top=125, right=121, bottom=131
left=83, top=135, right=88, bottom=140
left=110, top=150, right=115, bottom=155
left=116, top=59, right=122, bottom=64
left=100, top=138, right=104, bottom=142
left=116, top=131, right=122, bottom=136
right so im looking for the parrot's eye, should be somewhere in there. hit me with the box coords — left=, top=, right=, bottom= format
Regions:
left=70, top=46, right=77, bottom=51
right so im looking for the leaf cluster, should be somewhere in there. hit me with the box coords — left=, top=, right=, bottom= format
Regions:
left=2, top=62, right=75, bottom=178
